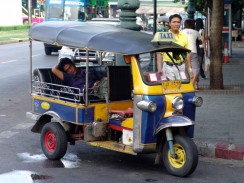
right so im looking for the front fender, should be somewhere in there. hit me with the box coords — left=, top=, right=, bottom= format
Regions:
left=31, top=111, right=69, bottom=133
left=154, top=115, right=194, bottom=135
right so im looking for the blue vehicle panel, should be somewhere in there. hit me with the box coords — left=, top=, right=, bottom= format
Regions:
left=141, top=95, right=166, bottom=144
left=33, top=98, right=94, bottom=123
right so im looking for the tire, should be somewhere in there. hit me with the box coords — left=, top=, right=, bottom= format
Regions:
left=41, top=122, right=67, bottom=160
left=23, top=20, right=29, bottom=24
left=162, top=135, right=198, bottom=177
left=44, top=47, right=52, bottom=55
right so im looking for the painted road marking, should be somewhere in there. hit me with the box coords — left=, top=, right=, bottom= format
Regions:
left=33, top=54, right=42, bottom=57
left=0, top=123, right=33, bottom=140
left=1, top=60, right=17, bottom=64
left=0, top=131, right=19, bottom=139
left=12, top=123, right=33, bottom=130
left=0, top=54, right=42, bottom=64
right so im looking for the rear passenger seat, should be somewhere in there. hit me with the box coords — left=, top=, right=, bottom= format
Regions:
left=32, top=66, right=107, bottom=103
left=32, top=66, right=132, bottom=103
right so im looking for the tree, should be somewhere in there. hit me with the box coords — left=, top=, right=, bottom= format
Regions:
left=209, top=0, right=224, bottom=89
left=187, top=0, right=225, bottom=89
left=185, top=0, right=224, bottom=89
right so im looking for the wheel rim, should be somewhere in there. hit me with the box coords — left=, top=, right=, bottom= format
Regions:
left=168, top=144, right=186, bottom=168
left=44, top=130, right=56, bottom=152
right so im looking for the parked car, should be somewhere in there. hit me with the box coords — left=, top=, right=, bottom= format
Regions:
left=58, top=46, right=99, bottom=65
left=44, top=43, right=62, bottom=55
left=59, top=46, right=117, bottom=66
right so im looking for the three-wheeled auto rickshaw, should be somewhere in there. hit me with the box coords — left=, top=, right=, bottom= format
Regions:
left=27, top=21, right=203, bottom=177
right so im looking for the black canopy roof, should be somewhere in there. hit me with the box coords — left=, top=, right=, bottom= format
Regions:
left=29, top=21, right=189, bottom=55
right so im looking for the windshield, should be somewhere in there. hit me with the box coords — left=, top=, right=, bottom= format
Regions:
left=45, top=6, right=64, bottom=20
left=137, top=52, right=190, bottom=85
left=64, top=6, right=85, bottom=21
left=45, top=6, right=85, bottom=21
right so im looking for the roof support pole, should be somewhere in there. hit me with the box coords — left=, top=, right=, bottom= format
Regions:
left=29, top=39, right=33, bottom=95
left=85, top=49, right=89, bottom=106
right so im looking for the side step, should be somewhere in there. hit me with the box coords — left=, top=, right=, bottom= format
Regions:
left=87, top=141, right=137, bottom=155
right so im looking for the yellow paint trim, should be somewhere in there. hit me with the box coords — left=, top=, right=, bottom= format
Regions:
left=88, top=141, right=136, bottom=155
left=121, top=117, right=133, bottom=129
left=109, top=100, right=133, bottom=110
left=32, top=95, right=80, bottom=108
left=41, top=102, right=50, bottom=110
left=164, top=93, right=182, bottom=118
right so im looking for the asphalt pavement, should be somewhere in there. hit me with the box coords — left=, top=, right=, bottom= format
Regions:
left=1, top=36, right=244, bottom=161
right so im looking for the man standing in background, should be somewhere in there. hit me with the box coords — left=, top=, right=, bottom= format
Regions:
left=157, top=14, right=192, bottom=81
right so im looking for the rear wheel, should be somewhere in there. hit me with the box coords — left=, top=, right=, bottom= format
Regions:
left=41, top=122, right=67, bottom=160
left=162, top=135, right=198, bottom=177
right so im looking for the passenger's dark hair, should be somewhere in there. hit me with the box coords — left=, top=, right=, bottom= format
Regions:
left=195, top=18, right=204, bottom=31
left=184, top=19, right=195, bottom=29
left=169, top=14, right=182, bottom=22
left=58, top=58, right=74, bottom=72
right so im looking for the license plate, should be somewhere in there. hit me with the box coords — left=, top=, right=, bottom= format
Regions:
left=162, top=81, right=181, bottom=93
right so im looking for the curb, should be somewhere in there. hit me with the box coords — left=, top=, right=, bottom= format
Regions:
left=0, top=38, right=29, bottom=45
left=195, top=140, right=244, bottom=161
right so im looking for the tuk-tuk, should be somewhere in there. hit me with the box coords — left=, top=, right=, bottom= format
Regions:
left=27, top=21, right=203, bottom=177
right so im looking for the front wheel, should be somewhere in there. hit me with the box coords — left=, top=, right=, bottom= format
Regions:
left=41, top=122, right=67, bottom=160
left=162, top=135, right=198, bottom=177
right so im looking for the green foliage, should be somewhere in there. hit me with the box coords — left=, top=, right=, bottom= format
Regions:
left=191, top=0, right=205, bottom=15
left=232, top=0, right=244, bottom=12
left=0, top=25, right=30, bottom=31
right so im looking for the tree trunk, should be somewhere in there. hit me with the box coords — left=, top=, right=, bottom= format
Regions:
left=209, top=0, right=224, bottom=89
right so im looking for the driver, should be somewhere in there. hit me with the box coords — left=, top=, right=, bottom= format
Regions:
left=157, top=14, right=192, bottom=81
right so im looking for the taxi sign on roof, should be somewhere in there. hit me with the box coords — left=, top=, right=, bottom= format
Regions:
left=151, top=32, right=175, bottom=43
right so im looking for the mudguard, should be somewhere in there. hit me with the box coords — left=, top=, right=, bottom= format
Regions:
left=154, top=115, right=194, bottom=135
left=30, top=111, right=69, bottom=133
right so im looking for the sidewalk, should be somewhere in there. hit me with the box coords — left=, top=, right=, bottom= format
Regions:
left=0, top=32, right=28, bottom=45
left=195, top=41, right=244, bottom=161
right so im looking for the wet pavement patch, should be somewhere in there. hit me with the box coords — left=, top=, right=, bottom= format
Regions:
left=0, top=170, right=51, bottom=183
left=145, top=178, right=158, bottom=182
left=31, top=173, right=52, bottom=181
left=17, top=152, right=82, bottom=168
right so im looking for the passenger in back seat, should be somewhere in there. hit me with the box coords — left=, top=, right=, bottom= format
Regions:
left=52, top=58, right=100, bottom=91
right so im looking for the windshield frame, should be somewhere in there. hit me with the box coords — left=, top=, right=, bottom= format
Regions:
left=136, top=51, right=191, bottom=86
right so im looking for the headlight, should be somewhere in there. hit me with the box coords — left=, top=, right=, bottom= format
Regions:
left=192, top=96, right=203, bottom=107
left=137, top=100, right=157, bottom=112
left=172, top=97, right=184, bottom=111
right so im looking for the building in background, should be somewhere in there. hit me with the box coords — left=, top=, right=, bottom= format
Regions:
left=22, top=0, right=45, bottom=24
left=108, top=0, right=186, bottom=30
left=0, top=0, right=22, bottom=26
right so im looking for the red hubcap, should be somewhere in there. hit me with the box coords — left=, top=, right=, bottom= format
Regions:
left=44, top=130, right=56, bottom=152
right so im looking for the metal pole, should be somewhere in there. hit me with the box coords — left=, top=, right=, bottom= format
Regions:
left=63, top=0, right=66, bottom=21
left=85, top=49, right=89, bottom=106
left=153, top=0, right=157, bottom=35
left=28, top=0, right=32, bottom=24
left=152, top=0, right=157, bottom=72
left=29, top=39, right=33, bottom=95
